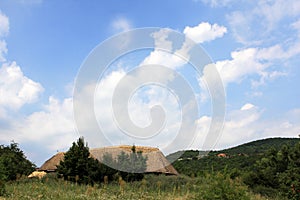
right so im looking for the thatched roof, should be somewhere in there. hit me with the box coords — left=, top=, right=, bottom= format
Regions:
left=39, top=152, right=64, bottom=172
left=39, top=145, right=178, bottom=175
left=90, top=145, right=178, bottom=175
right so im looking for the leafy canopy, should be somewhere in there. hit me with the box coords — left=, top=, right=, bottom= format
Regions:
left=0, top=142, right=35, bottom=181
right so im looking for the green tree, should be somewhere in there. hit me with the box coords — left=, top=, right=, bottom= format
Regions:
left=57, top=137, right=102, bottom=184
left=245, top=142, right=300, bottom=199
left=0, top=142, right=35, bottom=181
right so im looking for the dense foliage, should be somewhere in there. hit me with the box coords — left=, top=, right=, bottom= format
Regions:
left=56, top=137, right=109, bottom=184
left=0, top=142, right=35, bottom=181
left=169, top=138, right=300, bottom=199
left=244, top=142, right=300, bottom=199
left=195, top=172, right=251, bottom=200
left=169, top=138, right=300, bottom=176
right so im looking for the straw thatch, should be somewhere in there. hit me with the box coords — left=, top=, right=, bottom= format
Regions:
left=39, top=152, right=64, bottom=172
left=39, top=146, right=178, bottom=175
left=90, top=145, right=178, bottom=175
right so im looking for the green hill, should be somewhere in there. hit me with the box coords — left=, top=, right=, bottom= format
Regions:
left=221, top=137, right=300, bottom=155
left=167, top=137, right=300, bottom=176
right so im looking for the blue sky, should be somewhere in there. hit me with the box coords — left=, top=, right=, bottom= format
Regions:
left=0, top=0, right=300, bottom=166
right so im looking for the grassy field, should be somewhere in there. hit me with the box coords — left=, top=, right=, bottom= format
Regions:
left=0, top=174, right=279, bottom=200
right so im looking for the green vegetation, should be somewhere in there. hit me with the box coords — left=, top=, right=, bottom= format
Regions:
left=0, top=142, right=35, bottom=181
left=168, top=137, right=300, bottom=199
left=1, top=173, right=269, bottom=200
left=244, top=142, right=300, bottom=199
left=0, top=137, right=299, bottom=199
left=169, top=138, right=300, bottom=175
left=57, top=137, right=113, bottom=184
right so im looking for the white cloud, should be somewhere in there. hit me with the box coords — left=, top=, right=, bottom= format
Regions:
left=92, top=69, right=182, bottom=150
left=215, top=48, right=264, bottom=86
left=183, top=22, right=227, bottom=43
left=241, top=103, right=255, bottom=110
left=214, top=45, right=292, bottom=88
left=195, top=104, right=300, bottom=150
left=152, top=28, right=173, bottom=51
left=0, top=62, right=44, bottom=110
left=141, top=50, right=187, bottom=69
left=141, top=23, right=227, bottom=70
left=0, top=96, right=77, bottom=165
left=19, top=97, right=76, bottom=149
left=0, top=11, right=9, bottom=37
left=111, top=17, right=132, bottom=33
left=226, top=0, right=300, bottom=44
left=141, top=28, right=188, bottom=69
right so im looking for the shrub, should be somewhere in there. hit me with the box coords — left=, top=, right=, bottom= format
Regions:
left=0, top=180, right=6, bottom=196
left=195, top=172, right=251, bottom=200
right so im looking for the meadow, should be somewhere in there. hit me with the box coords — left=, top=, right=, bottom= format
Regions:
left=0, top=173, right=278, bottom=200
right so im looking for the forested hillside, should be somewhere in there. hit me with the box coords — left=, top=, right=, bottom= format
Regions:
left=168, top=137, right=300, bottom=176
left=168, top=137, right=300, bottom=199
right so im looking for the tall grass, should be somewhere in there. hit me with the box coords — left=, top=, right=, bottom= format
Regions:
left=1, top=173, right=275, bottom=200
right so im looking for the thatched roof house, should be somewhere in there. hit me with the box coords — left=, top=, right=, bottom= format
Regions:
left=39, top=152, right=64, bottom=172
left=39, top=145, right=178, bottom=175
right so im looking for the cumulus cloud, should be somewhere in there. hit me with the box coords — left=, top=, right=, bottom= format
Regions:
left=215, top=48, right=263, bottom=86
left=0, top=62, right=44, bottom=110
left=19, top=97, right=76, bottom=149
left=0, top=96, right=77, bottom=165
left=141, top=50, right=187, bottom=69
left=183, top=22, right=227, bottom=43
left=141, top=23, right=227, bottom=70
left=140, top=28, right=188, bottom=69
left=214, top=45, right=291, bottom=88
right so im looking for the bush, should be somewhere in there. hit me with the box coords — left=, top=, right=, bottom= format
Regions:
left=0, top=180, right=6, bottom=196
left=143, top=174, right=193, bottom=191
left=195, top=172, right=251, bottom=200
